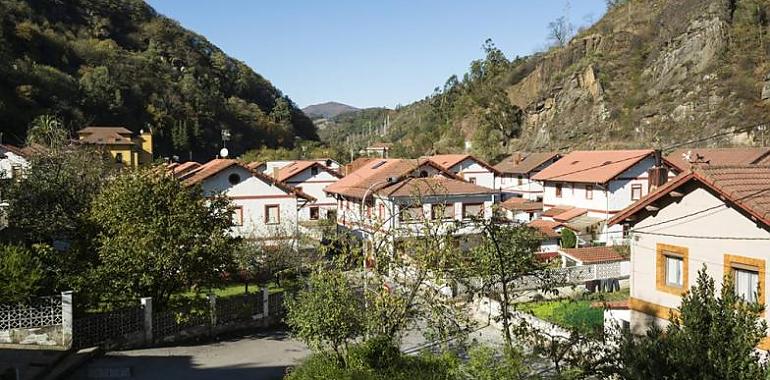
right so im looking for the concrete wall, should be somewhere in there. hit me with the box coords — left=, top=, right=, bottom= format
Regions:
left=451, top=158, right=495, bottom=190
left=629, top=186, right=770, bottom=334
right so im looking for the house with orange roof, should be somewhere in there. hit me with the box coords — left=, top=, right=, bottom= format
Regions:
left=76, top=126, right=153, bottom=168
left=325, top=158, right=499, bottom=247
left=532, top=150, right=675, bottom=245
left=494, top=152, right=562, bottom=201
left=665, top=147, right=770, bottom=172
left=267, top=160, right=342, bottom=222
left=181, top=159, right=314, bottom=246
left=425, top=154, right=499, bottom=190
left=608, top=165, right=770, bottom=347
left=499, top=197, right=543, bottom=224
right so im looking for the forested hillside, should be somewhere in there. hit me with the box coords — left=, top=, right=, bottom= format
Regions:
left=0, top=0, right=317, bottom=159
left=325, top=0, right=770, bottom=162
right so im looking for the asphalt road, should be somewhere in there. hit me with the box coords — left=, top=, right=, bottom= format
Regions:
left=66, top=330, right=310, bottom=380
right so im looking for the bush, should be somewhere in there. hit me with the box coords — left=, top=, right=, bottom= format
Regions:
left=0, top=244, right=43, bottom=303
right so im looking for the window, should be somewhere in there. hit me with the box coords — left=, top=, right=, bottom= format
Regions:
left=656, top=244, right=689, bottom=295
left=462, top=203, right=483, bottom=219
left=432, top=203, right=455, bottom=220
left=631, top=184, right=643, bottom=201
left=115, top=152, right=123, bottom=163
left=665, top=256, right=683, bottom=287
left=232, top=206, right=243, bottom=226
left=585, top=185, right=593, bottom=200
left=228, top=173, right=241, bottom=185
left=419, top=170, right=428, bottom=178
left=265, top=205, right=280, bottom=224
left=309, top=206, right=319, bottom=220
left=725, top=254, right=765, bottom=305
left=311, top=166, right=319, bottom=176
left=555, top=184, right=563, bottom=198
left=468, top=177, right=476, bottom=184
left=400, top=205, right=423, bottom=222
left=734, top=268, right=760, bottom=303
left=10, top=164, right=21, bottom=179
left=517, top=175, right=523, bottom=186
left=379, top=204, right=385, bottom=220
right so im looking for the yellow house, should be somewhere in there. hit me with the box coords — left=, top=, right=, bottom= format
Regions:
left=76, top=126, right=153, bottom=167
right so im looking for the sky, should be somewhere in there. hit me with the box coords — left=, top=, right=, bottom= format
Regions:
left=146, top=1, right=608, bottom=109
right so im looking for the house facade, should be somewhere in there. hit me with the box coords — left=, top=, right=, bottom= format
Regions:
left=532, top=150, right=673, bottom=245
left=180, top=159, right=314, bottom=246
left=494, top=152, right=561, bottom=201
left=325, top=158, right=499, bottom=250
left=0, top=144, right=30, bottom=180
left=426, top=154, right=498, bottom=190
left=76, top=127, right=153, bottom=167
left=273, top=160, right=342, bottom=222
left=609, top=165, right=770, bottom=349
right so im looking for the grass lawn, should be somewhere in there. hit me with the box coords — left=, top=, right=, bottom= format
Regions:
left=178, top=282, right=283, bottom=300
left=518, top=289, right=629, bottom=336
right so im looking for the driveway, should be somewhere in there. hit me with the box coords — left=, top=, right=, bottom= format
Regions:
left=66, top=330, right=309, bottom=380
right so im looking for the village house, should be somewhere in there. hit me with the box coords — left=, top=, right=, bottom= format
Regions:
left=179, top=159, right=314, bottom=246
left=76, top=126, right=153, bottom=167
left=499, top=197, right=543, bottom=224
left=424, top=154, right=498, bottom=190
left=253, top=158, right=341, bottom=175
left=324, top=158, right=499, bottom=251
left=494, top=152, right=561, bottom=201
left=531, top=150, right=673, bottom=245
left=0, top=144, right=31, bottom=180
left=665, top=147, right=770, bottom=172
left=270, top=160, right=342, bottom=222
left=608, top=165, right=770, bottom=348
left=360, top=142, right=392, bottom=158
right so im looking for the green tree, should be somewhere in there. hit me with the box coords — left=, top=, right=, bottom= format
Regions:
left=25, top=115, right=68, bottom=150
left=560, top=229, right=577, bottom=248
left=0, top=244, right=43, bottom=303
left=285, top=266, right=364, bottom=364
left=615, top=267, right=768, bottom=379
left=90, top=168, right=239, bottom=308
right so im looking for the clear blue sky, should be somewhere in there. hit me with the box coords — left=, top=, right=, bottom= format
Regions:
left=146, top=1, right=607, bottom=109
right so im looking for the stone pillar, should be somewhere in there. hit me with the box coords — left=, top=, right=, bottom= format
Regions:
left=61, top=291, right=73, bottom=349
left=140, top=297, right=153, bottom=344
left=262, top=288, right=270, bottom=318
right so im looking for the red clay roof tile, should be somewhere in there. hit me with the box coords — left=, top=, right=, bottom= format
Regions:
left=532, top=150, right=655, bottom=184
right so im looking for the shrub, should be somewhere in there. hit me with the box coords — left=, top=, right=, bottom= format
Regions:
left=0, top=244, right=43, bottom=303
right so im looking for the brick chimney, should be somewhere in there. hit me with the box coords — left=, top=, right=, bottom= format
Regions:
left=647, top=150, right=668, bottom=191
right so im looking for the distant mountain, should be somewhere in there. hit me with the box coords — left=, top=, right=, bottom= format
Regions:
left=0, top=0, right=317, bottom=159
left=303, top=102, right=359, bottom=119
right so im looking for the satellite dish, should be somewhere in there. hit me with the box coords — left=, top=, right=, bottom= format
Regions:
left=220, top=148, right=229, bottom=158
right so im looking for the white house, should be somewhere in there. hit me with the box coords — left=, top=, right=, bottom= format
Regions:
left=325, top=158, right=499, bottom=250
left=0, top=144, right=30, bottom=180
left=494, top=152, right=561, bottom=201
left=180, top=159, right=314, bottom=246
left=531, top=150, right=674, bottom=245
left=257, top=158, right=341, bottom=176
left=608, top=165, right=770, bottom=350
left=499, top=198, right=543, bottom=224
left=272, top=160, right=342, bottom=222
left=425, top=154, right=498, bottom=190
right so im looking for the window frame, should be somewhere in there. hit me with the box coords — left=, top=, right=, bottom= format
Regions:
left=631, top=184, right=643, bottom=201
left=724, top=254, right=765, bottom=307
left=555, top=183, right=563, bottom=198
left=585, top=184, right=593, bottom=200
left=468, top=177, right=477, bottom=184
left=431, top=203, right=455, bottom=220
left=264, top=204, right=280, bottom=225
left=232, top=206, right=244, bottom=226
left=309, top=206, right=320, bottom=220
left=656, top=243, right=689, bottom=295
left=462, top=203, right=484, bottom=219
left=399, top=204, right=424, bottom=223
left=311, top=166, right=319, bottom=176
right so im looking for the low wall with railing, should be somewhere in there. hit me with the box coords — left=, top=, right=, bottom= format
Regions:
left=0, top=292, right=72, bottom=350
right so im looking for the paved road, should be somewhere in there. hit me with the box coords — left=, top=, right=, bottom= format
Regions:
left=67, top=330, right=310, bottom=380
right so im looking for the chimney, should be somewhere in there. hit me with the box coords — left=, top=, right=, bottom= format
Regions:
left=514, top=152, right=523, bottom=164
left=647, top=149, right=668, bottom=191
left=272, top=166, right=280, bottom=179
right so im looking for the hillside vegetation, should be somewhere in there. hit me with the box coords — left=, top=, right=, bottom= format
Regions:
left=0, top=0, right=317, bottom=159
left=324, top=0, right=770, bottom=162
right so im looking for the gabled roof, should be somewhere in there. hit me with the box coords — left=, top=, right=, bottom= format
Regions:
left=378, top=176, right=497, bottom=198
left=665, top=147, right=770, bottom=172
left=528, top=219, right=563, bottom=238
left=500, top=198, right=543, bottom=212
left=426, top=154, right=500, bottom=175
left=494, top=152, right=561, bottom=175
left=181, top=159, right=315, bottom=201
left=171, top=161, right=201, bottom=178
left=275, top=160, right=342, bottom=182
left=609, top=165, right=770, bottom=228
left=553, top=208, right=588, bottom=222
left=246, top=161, right=264, bottom=170
left=532, top=150, right=656, bottom=184
left=76, top=126, right=135, bottom=145
left=325, top=158, right=463, bottom=199
left=542, top=206, right=573, bottom=218
left=560, top=246, right=626, bottom=264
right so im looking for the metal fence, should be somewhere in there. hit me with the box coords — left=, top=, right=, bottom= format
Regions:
left=73, top=305, right=143, bottom=349
left=0, top=296, right=63, bottom=330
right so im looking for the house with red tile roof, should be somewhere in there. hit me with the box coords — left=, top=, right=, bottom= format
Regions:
left=0, top=144, right=30, bottom=181
left=499, top=198, right=543, bottom=224
left=266, top=160, right=342, bottom=222
left=665, top=147, right=770, bottom=172
left=180, top=159, right=314, bottom=246
left=325, top=158, right=499, bottom=245
left=494, top=152, right=562, bottom=201
left=76, top=126, right=153, bottom=168
left=608, top=165, right=770, bottom=347
left=425, top=154, right=499, bottom=190
left=532, top=150, right=675, bottom=245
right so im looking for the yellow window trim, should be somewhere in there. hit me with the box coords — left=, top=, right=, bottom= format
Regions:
left=656, top=243, right=689, bottom=295
left=629, top=297, right=679, bottom=320
left=724, top=254, right=766, bottom=316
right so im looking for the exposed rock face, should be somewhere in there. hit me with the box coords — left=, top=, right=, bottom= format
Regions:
left=505, top=0, right=769, bottom=150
